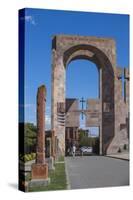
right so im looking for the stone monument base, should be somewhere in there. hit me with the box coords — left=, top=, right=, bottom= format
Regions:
left=28, top=178, right=50, bottom=188
left=31, top=163, right=48, bottom=179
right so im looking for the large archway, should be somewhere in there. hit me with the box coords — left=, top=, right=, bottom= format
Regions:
left=51, top=35, right=116, bottom=156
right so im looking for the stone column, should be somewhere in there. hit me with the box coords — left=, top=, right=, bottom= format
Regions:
left=75, top=128, right=78, bottom=141
left=46, top=136, right=55, bottom=170
left=36, top=85, right=46, bottom=164
left=66, top=128, right=69, bottom=140
left=46, top=138, right=51, bottom=157
left=51, top=46, right=65, bottom=156
left=30, top=85, right=49, bottom=187
left=124, top=68, right=129, bottom=105
left=99, top=68, right=103, bottom=155
left=54, top=136, right=58, bottom=156
left=72, top=128, right=75, bottom=140
left=51, top=130, right=55, bottom=159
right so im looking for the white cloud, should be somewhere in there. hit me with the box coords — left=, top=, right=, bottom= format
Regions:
left=45, top=114, right=51, bottom=124
left=20, top=15, right=36, bottom=25
left=45, top=114, right=51, bottom=130
left=46, top=105, right=51, bottom=116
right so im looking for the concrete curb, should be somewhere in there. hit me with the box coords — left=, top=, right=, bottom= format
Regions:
left=105, top=155, right=129, bottom=161
left=64, top=157, right=71, bottom=190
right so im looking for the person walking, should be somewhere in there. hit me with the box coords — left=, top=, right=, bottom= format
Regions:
left=72, top=145, right=76, bottom=157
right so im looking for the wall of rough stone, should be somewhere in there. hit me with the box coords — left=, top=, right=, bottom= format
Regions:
left=65, top=98, right=80, bottom=127
left=107, top=67, right=129, bottom=154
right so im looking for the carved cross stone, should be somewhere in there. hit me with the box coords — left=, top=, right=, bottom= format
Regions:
left=30, top=85, right=49, bottom=183
left=51, top=130, right=56, bottom=159
left=36, top=85, right=46, bottom=164
left=80, top=97, right=86, bottom=119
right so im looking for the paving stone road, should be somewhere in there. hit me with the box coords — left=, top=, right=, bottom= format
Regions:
left=65, top=156, right=129, bottom=189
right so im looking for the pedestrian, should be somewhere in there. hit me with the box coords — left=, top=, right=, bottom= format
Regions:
left=72, top=145, right=76, bottom=157
left=67, top=147, right=70, bottom=156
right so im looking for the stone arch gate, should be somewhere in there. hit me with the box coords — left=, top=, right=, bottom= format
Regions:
left=51, top=35, right=129, bottom=156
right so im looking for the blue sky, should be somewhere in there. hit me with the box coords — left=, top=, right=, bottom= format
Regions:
left=22, top=8, right=129, bottom=132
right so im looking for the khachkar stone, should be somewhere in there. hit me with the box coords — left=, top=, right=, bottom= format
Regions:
left=46, top=130, right=55, bottom=170
left=29, top=85, right=49, bottom=188
left=51, top=130, right=56, bottom=159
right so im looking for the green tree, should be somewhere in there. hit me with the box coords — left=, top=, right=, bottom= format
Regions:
left=78, top=129, right=100, bottom=154
left=79, top=129, right=85, bottom=141
left=24, top=123, right=37, bottom=153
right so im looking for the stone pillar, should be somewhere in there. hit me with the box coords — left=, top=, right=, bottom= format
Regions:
left=99, top=68, right=103, bottom=155
left=29, top=85, right=49, bottom=187
left=46, top=138, right=51, bottom=157
left=36, top=86, right=46, bottom=164
left=75, top=128, right=78, bottom=141
left=51, top=130, right=56, bottom=159
left=124, top=68, right=129, bottom=105
left=67, top=128, right=70, bottom=140
left=55, top=136, right=58, bottom=156
left=51, top=48, right=65, bottom=156
left=72, top=128, right=75, bottom=141
left=46, top=136, right=55, bottom=170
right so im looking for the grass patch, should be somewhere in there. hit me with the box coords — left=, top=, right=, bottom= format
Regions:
left=29, top=162, right=67, bottom=192
left=58, top=156, right=64, bottom=162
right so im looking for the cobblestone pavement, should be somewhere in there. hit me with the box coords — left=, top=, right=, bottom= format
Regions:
left=65, top=156, right=129, bottom=189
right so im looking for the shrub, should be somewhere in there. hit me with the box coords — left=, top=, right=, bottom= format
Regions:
left=31, top=153, right=36, bottom=160
left=28, top=154, right=32, bottom=160
left=20, top=153, right=36, bottom=162
left=23, top=155, right=29, bottom=162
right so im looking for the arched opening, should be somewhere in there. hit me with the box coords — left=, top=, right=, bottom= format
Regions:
left=66, top=59, right=99, bottom=99
left=65, top=59, right=100, bottom=155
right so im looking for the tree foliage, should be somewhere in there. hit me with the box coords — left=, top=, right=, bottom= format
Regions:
left=24, top=123, right=37, bottom=153
left=78, top=129, right=99, bottom=154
